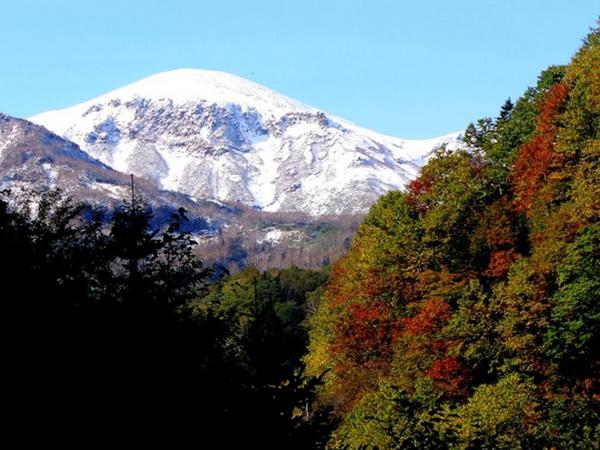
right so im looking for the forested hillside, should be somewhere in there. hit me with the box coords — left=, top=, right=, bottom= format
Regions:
left=306, top=23, right=600, bottom=449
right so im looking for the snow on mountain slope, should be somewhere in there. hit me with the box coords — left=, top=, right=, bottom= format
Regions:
left=0, top=112, right=246, bottom=234
left=30, top=69, right=462, bottom=215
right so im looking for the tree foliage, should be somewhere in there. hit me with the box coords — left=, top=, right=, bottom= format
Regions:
left=306, top=22, right=600, bottom=449
left=2, top=187, right=331, bottom=447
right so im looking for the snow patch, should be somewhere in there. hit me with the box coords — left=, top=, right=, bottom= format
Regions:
left=90, top=182, right=126, bottom=199
left=256, top=227, right=305, bottom=245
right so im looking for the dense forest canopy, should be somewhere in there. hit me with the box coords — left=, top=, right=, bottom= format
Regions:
left=305, top=22, right=600, bottom=449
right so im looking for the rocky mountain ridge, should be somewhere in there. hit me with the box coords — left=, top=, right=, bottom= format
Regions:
left=30, top=69, right=462, bottom=215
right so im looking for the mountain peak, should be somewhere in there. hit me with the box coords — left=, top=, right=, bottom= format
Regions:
left=109, top=68, right=313, bottom=112
left=32, top=69, right=314, bottom=134
left=28, top=71, right=463, bottom=215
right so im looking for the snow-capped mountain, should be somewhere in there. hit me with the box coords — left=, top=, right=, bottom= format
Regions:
left=30, top=69, right=462, bottom=215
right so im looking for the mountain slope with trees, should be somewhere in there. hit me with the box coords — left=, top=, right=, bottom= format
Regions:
left=2, top=186, right=332, bottom=446
left=305, top=22, right=600, bottom=449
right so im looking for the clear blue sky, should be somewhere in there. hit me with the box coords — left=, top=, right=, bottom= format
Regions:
left=0, top=1, right=597, bottom=139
